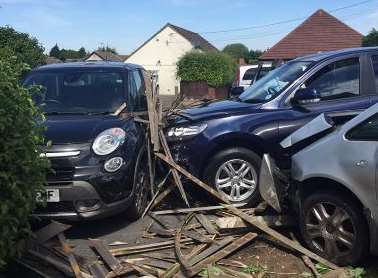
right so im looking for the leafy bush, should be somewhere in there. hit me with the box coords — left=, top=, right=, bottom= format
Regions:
left=222, top=43, right=249, bottom=61
left=177, top=51, right=236, bottom=87
left=363, top=28, right=378, bottom=47
left=0, top=26, right=45, bottom=68
left=0, top=49, right=49, bottom=267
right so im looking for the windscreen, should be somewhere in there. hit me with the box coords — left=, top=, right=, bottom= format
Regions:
left=24, top=71, right=126, bottom=114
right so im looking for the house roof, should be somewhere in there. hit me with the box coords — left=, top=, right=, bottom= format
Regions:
left=85, top=51, right=124, bottom=62
left=126, top=23, right=217, bottom=60
left=118, top=54, right=130, bottom=61
left=168, top=23, right=218, bottom=52
left=260, top=9, right=363, bottom=61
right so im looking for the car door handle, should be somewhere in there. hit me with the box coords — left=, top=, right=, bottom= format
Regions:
left=355, top=160, right=368, bottom=167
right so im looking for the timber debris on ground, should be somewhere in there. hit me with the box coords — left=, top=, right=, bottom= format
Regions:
left=18, top=79, right=352, bottom=277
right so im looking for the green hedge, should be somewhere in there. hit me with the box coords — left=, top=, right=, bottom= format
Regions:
left=177, top=51, right=236, bottom=88
left=0, top=49, right=49, bottom=267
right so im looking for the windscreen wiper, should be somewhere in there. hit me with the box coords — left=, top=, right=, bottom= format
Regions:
left=45, top=111, right=88, bottom=115
left=87, top=111, right=112, bottom=115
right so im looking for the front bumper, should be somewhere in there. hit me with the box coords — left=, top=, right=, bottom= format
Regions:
left=33, top=181, right=134, bottom=221
left=33, top=142, right=139, bottom=220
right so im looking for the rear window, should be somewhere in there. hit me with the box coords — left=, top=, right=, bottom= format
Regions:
left=242, top=68, right=257, bottom=80
left=24, top=71, right=126, bottom=114
left=372, top=56, right=378, bottom=91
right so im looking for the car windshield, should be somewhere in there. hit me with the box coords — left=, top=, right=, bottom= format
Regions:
left=24, top=71, right=126, bottom=114
left=238, top=61, right=313, bottom=103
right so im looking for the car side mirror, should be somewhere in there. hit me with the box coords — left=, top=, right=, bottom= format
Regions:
left=291, top=87, right=320, bottom=105
left=229, top=86, right=244, bottom=97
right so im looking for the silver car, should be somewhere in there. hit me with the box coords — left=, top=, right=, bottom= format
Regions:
left=260, top=103, right=378, bottom=265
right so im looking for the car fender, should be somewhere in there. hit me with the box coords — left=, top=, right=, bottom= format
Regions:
left=296, top=171, right=371, bottom=212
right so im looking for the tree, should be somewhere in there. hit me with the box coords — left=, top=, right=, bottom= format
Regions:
left=0, top=26, right=45, bottom=68
left=177, top=51, right=236, bottom=87
left=97, top=45, right=118, bottom=54
left=78, top=47, right=87, bottom=58
left=222, top=43, right=249, bottom=61
left=49, top=44, right=60, bottom=58
left=362, top=28, right=378, bottom=47
left=247, top=49, right=264, bottom=63
left=0, top=48, right=49, bottom=267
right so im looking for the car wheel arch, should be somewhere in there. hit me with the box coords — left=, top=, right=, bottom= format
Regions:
left=200, top=132, right=265, bottom=177
left=299, top=177, right=366, bottom=212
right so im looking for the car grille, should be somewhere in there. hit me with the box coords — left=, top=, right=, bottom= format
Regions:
left=47, top=167, right=74, bottom=184
left=34, top=201, right=75, bottom=214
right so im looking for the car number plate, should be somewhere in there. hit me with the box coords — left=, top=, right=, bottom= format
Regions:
left=36, top=189, right=60, bottom=202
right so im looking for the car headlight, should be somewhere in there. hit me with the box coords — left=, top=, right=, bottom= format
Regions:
left=167, top=124, right=207, bottom=140
left=92, top=128, right=126, bottom=155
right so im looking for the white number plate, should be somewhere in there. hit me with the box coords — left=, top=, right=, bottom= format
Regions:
left=36, top=189, right=60, bottom=202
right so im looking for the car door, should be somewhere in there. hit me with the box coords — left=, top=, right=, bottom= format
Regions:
left=278, top=55, right=371, bottom=141
left=369, top=54, right=378, bottom=104
left=344, top=112, right=378, bottom=207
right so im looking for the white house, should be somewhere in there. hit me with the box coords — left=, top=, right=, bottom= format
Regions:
left=125, top=23, right=217, bottom=98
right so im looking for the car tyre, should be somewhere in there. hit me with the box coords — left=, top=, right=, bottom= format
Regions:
left=300, top=191, right=368, bottom=265
left=127, top=146, right=150, bottom=220
left=203, top=147, right=261, bottom=206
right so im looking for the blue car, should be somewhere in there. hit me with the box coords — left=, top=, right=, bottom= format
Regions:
left=167, top=47, right=378, bottom=206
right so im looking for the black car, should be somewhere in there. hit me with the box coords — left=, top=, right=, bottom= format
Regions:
left=24, top=62, right=150, bottom=220
left=167, top=47, right=378, bottom=206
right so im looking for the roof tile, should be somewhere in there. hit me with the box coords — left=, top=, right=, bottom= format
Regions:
left=260, top=9, right=362, bottom=60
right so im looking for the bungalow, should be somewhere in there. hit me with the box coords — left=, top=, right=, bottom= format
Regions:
left=260, top=9, right=363, bottom=62
left=125, top=23, right=217, bottom=102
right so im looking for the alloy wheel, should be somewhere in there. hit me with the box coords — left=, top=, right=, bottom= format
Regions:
left=215, top=159, right=257, bottom=202
left=304, top=202, right=356, bottom=259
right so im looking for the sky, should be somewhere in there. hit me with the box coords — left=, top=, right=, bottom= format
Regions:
left=0, top=0, right=377, bottom=55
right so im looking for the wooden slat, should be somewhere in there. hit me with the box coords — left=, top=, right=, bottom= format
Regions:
left=142, top=170, right=172, bottom=218
left=141, top=258, right=173, bottom=270
left=146, top=130, right=156, bottom=196
left=28, top=249, right=74, bottom=277
left=148, top=212, right=170, bottom=230
left=110, top=238, right=193, bottom=255
left=159, top=131, right=190, bottom=207
left=224, top=204, right=339, bottom=270
left=195, top=214, right=218, bottom=235
left=57, top=233, right=83, bottom=278
left=34, top=221, right=71, bottom=244
left=152, top=203, right=245, bottom=215
left=89, top=239, right=123, bottom=274
left=88, top=263, right=107, bottom=278
left=215, top=215, right=294, bottom=229
left=162, top=242, right=208, bottom=278
left=183, top=231, right=213, bottom=244
left=185, top=232, right=257, bottom=277
left=188, top=237, right=234, bottom=266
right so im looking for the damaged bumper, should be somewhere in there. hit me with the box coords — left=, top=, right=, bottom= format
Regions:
left=259, top=154, right=289, bottom=213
